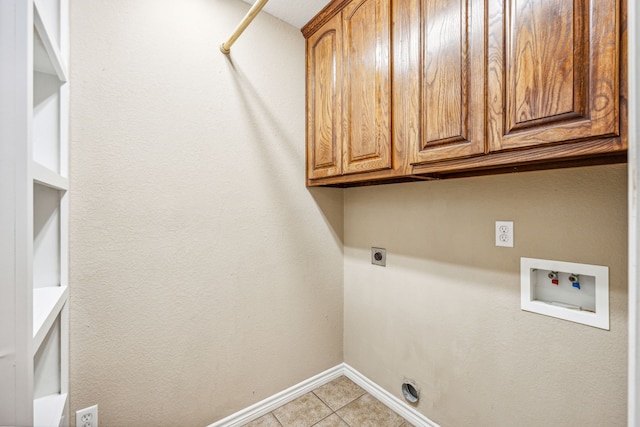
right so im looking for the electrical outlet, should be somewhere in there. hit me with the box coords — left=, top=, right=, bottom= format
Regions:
left=495, top=221, right=514, bottom=247
left=371, top=247, right=386, bottom=266
left=76, top=405, right=98, bottom=427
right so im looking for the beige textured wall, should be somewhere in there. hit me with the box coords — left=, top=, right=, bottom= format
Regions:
left=344, top=164, right=628, bottom=426
left=69, top=1, right=344, bottom=425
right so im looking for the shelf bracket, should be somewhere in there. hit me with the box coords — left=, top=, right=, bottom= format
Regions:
left=220, top=0, right=269, bottom=54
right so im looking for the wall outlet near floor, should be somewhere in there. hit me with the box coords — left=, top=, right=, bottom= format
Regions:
left=371, top=247, right=386, bottom=266
left=76, top=404, right=98, bottom=427
left=495, top=221, right=514, bottom=247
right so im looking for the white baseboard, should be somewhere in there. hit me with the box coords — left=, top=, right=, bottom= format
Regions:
left=208, top=363, right=439, bottom=427
left=342, top=365, right=439, bottom=427
left=208, top=364, right=344, bottom=427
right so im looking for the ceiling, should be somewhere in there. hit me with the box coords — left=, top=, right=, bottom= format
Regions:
left=241, top=0, right=330, bottom=29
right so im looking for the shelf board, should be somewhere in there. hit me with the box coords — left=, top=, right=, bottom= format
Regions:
left=33, top=1, right=67, bottom=82
left=33, top=161, right=68, bottom=191
left=34, top=392, right=67, bottom=427
left=33, top=286, right=68, bottom=353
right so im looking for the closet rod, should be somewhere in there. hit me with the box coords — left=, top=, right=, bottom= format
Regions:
left=220, top=0, right=269, bottom=54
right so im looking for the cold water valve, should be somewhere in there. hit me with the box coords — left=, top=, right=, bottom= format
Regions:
left=569, top=274, right=580, bottom=290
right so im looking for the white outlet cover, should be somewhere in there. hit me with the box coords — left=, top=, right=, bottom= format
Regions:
left=495, top=221, right=514, bottom=247
left=76, top=405, right=98, bottom=427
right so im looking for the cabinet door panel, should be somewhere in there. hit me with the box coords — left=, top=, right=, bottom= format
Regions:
left=307, top=14, right=342, bottom=180
left=509, top=0, right=581, bottom=126
left=342, top=0, right=392, bottom=174
left=412, top=0, right=485, bottom=164
left=488, top=0, right=619, bottom=152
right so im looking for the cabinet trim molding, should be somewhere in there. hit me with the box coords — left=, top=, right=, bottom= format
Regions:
left=302, top=0, right=351, bottom=38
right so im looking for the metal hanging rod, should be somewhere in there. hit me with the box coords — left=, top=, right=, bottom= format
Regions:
left=220, top=0, right=269, bottom=54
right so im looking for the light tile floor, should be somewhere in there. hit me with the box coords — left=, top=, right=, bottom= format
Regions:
left=243, top=376, right=413, bottom=427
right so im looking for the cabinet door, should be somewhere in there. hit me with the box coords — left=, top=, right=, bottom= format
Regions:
left=307, top=13, right=343, bottom=180
left=411, top=0, right=485, bottom=164
left=487, top=0, right=619, bottom=152
left=342, top=0, right=392, bottom=175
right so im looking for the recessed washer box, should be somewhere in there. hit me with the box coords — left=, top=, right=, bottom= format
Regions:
left=520, top=257, right=609, bottom=330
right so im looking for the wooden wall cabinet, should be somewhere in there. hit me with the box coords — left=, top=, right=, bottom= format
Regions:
left=409, top=0, right=485, bottom=165
left=486, top=0, right=620, bottom=152
left=341, top=0, right=392, bottom=175
left=306, top=12, right=343, bottom=180
left=306, top=0, right=405, bottom=185
left=303, top=0, right=626, bottom=186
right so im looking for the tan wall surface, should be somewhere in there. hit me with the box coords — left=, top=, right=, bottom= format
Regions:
left=344, top=164, right=628, bottom=426
left=69, top=1, right=344, bottom=425
left=69, top=1, right=628, bottom=425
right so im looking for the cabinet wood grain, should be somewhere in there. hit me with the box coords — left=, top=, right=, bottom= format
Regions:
left=487, top=0, right=621, bottom=151
left=306, top=13, right=342, bottom=179
left=303, top=0, right=626, bottom=187
left=342, top=0, right=392, bottom=174
left=411, top=0, right=485, bottom=164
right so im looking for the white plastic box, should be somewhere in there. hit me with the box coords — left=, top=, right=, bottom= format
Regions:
left=521, top=257, right=609, bottom=330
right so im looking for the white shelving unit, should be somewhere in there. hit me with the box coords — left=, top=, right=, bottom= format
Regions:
left=0, top=0, right=69, bottom=425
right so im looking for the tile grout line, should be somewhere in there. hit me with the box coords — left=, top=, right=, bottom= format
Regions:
left=244, top=376, right=414, bottom=427
left=271, top=411, right=284, bottom=427
left=312, top=384, right=367, bottom=411
left=309, top=411, right=333, bottom=427
left=216, top=365, right=434, bottom=427
left=333, top=411, right=351, bottom=427
left=308, top=391, right=334, bottom=427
